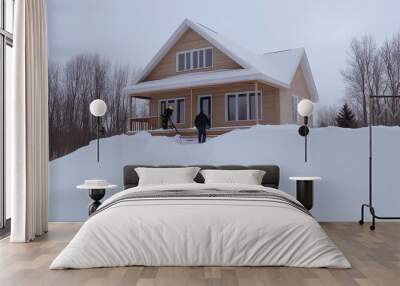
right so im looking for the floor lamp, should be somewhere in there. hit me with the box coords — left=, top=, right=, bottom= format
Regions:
left=89, top=99, right=107, bottom=162
left=297, top=99, right=315, bottom=162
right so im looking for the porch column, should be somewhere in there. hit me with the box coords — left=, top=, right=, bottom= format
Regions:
left=148, top=97, right=151, bottom=117
left=128, top=95, right=132, bottom=132
left=255, top=81, right=259, bottom=124
left=190, top=88, right=193, bottom=127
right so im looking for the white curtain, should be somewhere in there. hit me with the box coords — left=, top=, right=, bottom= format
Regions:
left=9, top=0, right=49, bottom=242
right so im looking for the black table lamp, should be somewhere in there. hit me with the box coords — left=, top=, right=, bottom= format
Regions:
left=89, top=99, right=107, bottom=162
left=297, top=99, right=315, bottom=162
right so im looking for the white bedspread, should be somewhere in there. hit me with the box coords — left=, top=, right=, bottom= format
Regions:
left=50, top=183, right=350, bottom=269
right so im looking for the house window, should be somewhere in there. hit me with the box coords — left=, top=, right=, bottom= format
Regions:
left=160, top=101, right=166, bottom=115
left=185, top=52, right=191, bottom=70
left=226, top=92, right=262, bottom=121
left=192, top=51, right=198, bottom=69
left=159, top=98, right=185, bottom=124
left=178, top=53, right=185, bottom=71
left=199, top=50, right=204, bottom=68
left=238, top=94, right=247, bottom=120
left=1, top=0, right=14, bottom=229
left=227, top=95, right=236, bottom=121
left=205, top=48, right=213, bottom=67
left=177, top=99, right=185, bottom=124
left=176, top=47, right=213, bottom=72
left=292, top=95, right=300, bottom=122
left=249, top=93, right=262, bottom=120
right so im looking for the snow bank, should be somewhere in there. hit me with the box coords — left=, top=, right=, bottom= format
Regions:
left=49, top=125, right=400, bottom=222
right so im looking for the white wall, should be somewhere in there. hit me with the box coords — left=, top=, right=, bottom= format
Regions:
left=48, top=125, right=400, bottom=222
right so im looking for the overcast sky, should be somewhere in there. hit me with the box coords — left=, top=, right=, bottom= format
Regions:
left=47, top=0, right=400, bottom=105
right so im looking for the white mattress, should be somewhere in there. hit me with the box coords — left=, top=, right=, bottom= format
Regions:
left=50, top=183, right=350, bottom=269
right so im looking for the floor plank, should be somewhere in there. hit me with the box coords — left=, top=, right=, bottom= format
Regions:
left=0, top=222, right=399, bottom=286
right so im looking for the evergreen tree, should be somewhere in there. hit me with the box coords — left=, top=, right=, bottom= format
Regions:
left=336, top=103, right=357, bottom=128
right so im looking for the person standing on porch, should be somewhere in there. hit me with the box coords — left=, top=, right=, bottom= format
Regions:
left=194, top=109, right=210, bottom=143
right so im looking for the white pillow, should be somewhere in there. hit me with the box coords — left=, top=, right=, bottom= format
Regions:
left=135, top=167, right=200, bottom=186
left=200, top=169, right=266, bottom=185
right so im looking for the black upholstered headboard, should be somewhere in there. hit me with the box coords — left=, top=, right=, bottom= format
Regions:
left=123, top=165, right=280, bottom=189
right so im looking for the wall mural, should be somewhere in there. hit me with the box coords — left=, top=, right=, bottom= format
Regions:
left=47, top=1, right=400, bottom=221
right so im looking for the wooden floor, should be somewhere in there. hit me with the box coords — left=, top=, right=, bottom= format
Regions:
left=0, top=222, right=399, bottom=286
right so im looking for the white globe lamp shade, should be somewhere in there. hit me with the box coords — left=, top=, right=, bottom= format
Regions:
left=297, top=99, right=314, bottom=117
left=90, top=99, right=107, bottom=117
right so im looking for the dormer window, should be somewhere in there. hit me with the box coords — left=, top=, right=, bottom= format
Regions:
left=176, top=47, right=213, bottom=72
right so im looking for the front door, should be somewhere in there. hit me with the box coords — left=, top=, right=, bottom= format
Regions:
left=199, top=96, right=212, bottom=127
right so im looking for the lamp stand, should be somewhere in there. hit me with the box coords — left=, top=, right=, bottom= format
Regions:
left=304, top=116, right=308, bottom=162
left=97, top=117, right=100, bottom=162
left=298, top=116, right=309, bottom=163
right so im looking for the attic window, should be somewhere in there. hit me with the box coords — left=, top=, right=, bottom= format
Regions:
left=176, top=47, right=213, bottom=72
left=178, top=53, right=185, bottom=71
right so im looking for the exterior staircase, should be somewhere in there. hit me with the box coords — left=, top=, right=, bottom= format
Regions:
left=127, top=125, right=251, bottom=144
left=178, top=134, right=219, bottom=144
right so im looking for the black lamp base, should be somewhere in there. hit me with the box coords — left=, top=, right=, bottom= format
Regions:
left=88, top=189, right=105, bottom=215
left=296, top=181, right=314, bottom=210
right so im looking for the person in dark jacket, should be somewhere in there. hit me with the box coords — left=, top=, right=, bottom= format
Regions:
left=160, top=106, right=174, bottom=129
left=194, top=109, right=210, bottom=143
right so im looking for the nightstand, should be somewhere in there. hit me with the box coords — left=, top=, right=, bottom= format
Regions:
left=289, top=177, right=321, bottom=210
left=77, top=180, right=117, bottom=215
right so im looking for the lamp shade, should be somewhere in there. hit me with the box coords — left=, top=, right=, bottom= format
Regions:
left=297, top=99, right=314, bottom=117
left=90, top=99, right=107, bottom=117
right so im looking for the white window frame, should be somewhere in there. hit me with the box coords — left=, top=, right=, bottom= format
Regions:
left=225, top=91, right=263, bottom=122
left=176, top=47, right=213, bottom=72
left=158, top=97, right=186, bottom=124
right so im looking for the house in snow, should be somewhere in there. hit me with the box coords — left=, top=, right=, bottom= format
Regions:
left=125, top=19, right=318, bottom=137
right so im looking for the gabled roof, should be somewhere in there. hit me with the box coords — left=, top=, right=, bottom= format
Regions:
left=126, top=69, right=283, bottom=94
left=129, top=19, right=318, bottom=102
left=258, top=48, right=318, bottom=101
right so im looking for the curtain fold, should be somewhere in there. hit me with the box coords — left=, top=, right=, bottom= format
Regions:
left=10, top=0, right=49, bottom=242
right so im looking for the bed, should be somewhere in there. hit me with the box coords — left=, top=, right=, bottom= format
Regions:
left=50, top=165, right=350, bottom=269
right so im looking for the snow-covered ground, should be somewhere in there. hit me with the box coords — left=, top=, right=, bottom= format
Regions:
left=49, top=125, right=400, bottom=222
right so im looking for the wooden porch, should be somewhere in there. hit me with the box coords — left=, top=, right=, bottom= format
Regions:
left=126, top=125, right=253, bottom=139
left=129, top=116, right=160, bottom=132
left=127, top=81, right=265, bottom=133
left=127, top=94, right=188, bottom=133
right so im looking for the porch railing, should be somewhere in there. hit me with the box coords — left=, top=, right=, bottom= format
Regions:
left=129, top=116, right=160, bottom=132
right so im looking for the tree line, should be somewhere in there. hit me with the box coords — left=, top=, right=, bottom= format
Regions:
left=317, top=32, right=400, bottom=127
left=48, top=54, right=136, bottom=160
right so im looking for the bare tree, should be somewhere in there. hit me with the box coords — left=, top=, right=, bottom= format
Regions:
left=48, top=54, right=136, bottom=160
left=381, top=33, right=400, bottom=97
left=316, top=105, right=339, bottom=127
left=48, top=62, right=64, bottom=159
left=380, top=32, right=400, bottom=124
left=341, top=37, right=378, bottom=126
left=341, top=33, right=400, bottom=126
left=105, top=64, right=130, bottom=135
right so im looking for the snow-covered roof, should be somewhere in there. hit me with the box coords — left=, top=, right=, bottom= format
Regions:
left=127, top=19, right=318, bottom=102
left=125, top=69, right=289, bottom=94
